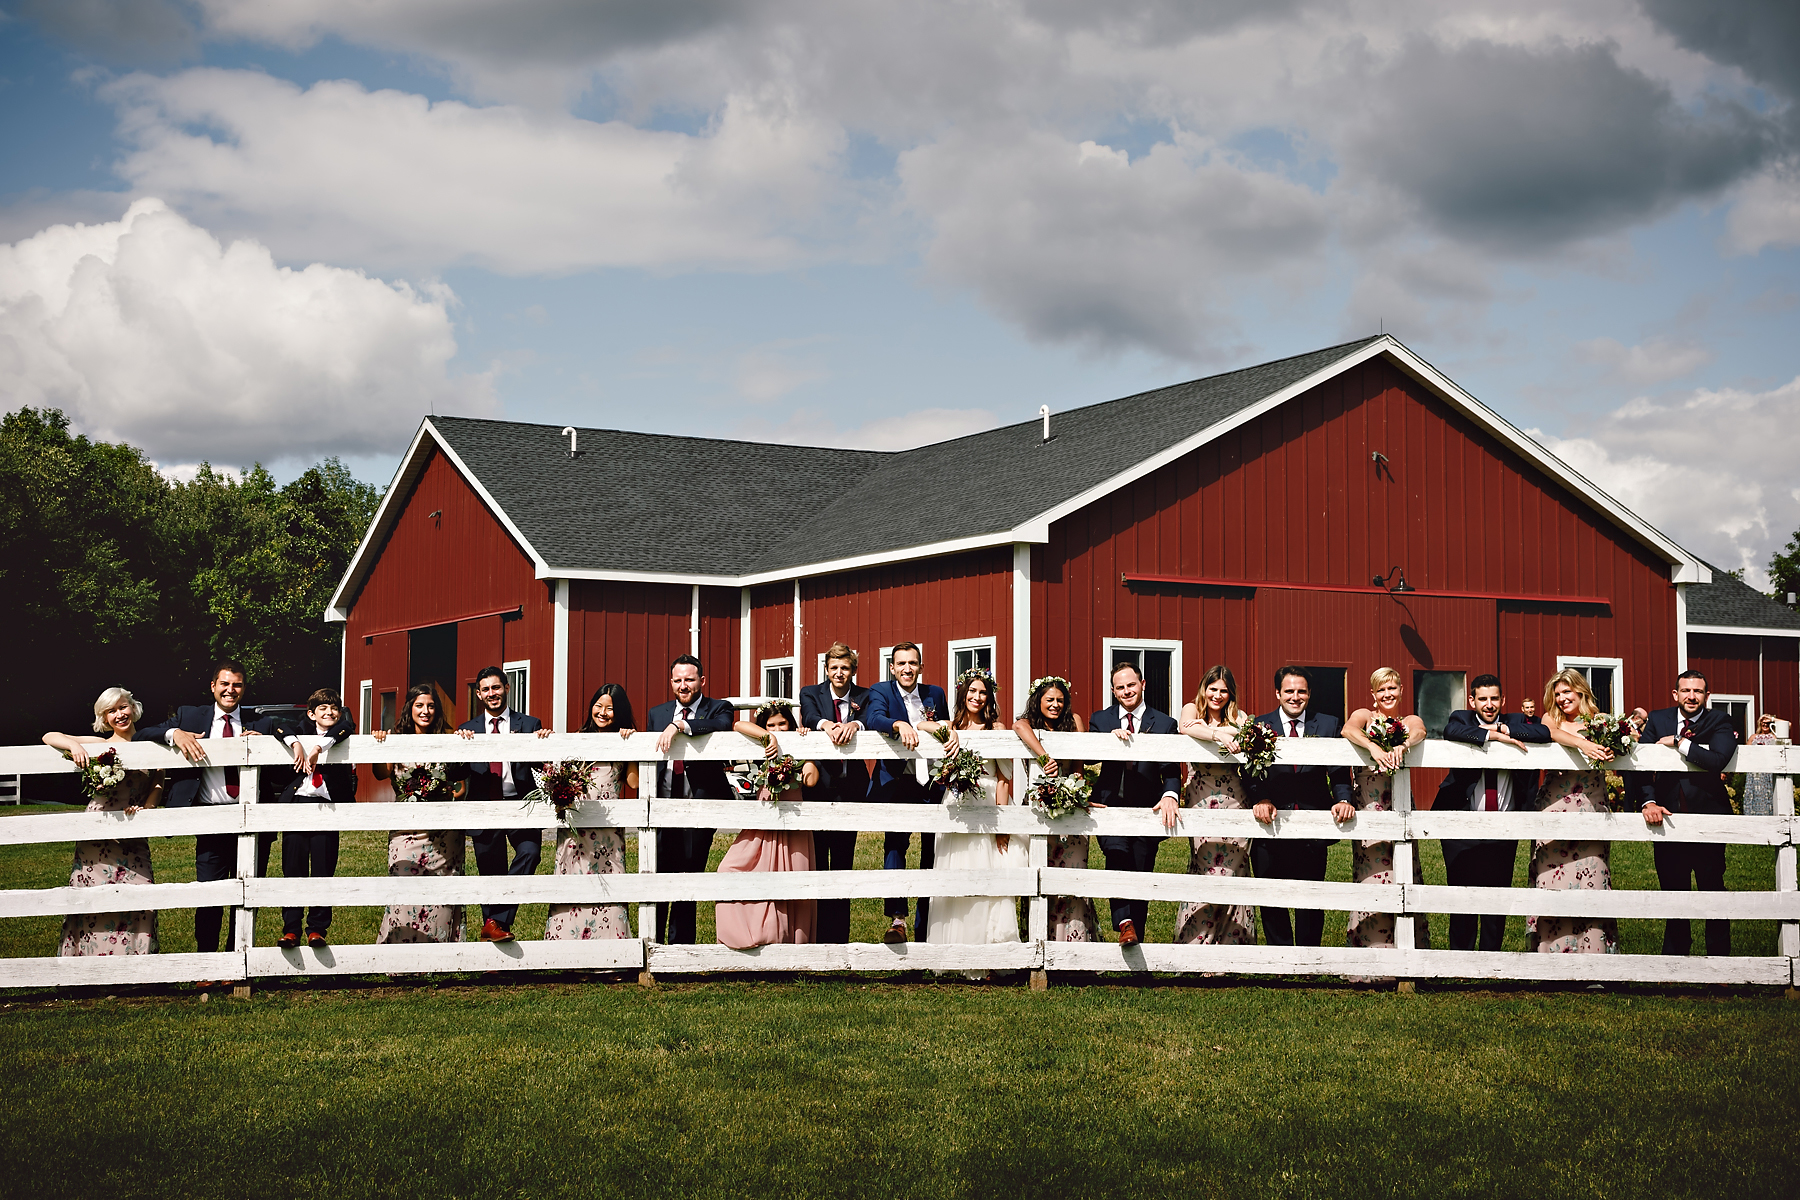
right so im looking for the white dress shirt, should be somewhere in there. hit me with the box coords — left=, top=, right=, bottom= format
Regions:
left=483, top=710, right=518, bottom=797
left=1278, top=709, right=1308, bottom=738
left=898, top=685, right=924, bottom=725
left=165, top=704, right=244, bottom=806
left=1117, top=702, right=1179, bottom=803
left=285, top=721, right=338, bottom=799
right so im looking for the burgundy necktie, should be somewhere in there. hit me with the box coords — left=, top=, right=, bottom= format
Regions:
left=1681, top=719, right=1694, bottom=742
left=1289, top=717, right=1300, bottom=738
left=837, top=698, right=847, bottom=723
left=489, top=715, right=503, bottom=780
left=1124, top=710, right=1135, bottom=734
left=672, top=707, right=690, bottom=781
left=1483, top=768, right=1498, bottom=811
left=220, top=712, right=240, bottom=798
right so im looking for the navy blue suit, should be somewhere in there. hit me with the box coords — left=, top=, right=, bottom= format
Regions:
left=1248, top=709, right=1352, bottom=947
left=647, top=695, right=737, bottom=944
left=1632, top=705, right=1740, bottom=956
left=863, top=679, right=950, bottom=935
left=1089, top=704, right=1181, bottom=936
left=1433, top=710, right=1549, bottom=951
left=457, top=708, right=545, bottom=932
left=799, top=682, right=871, bottom=943
left=253, top=711, right=358, bottom=938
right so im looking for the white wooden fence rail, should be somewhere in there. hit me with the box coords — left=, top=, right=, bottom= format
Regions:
left=0, top=733, right=1792, bottom=989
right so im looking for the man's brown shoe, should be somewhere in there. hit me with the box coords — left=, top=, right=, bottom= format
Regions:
left=882, top=918, right=908, bottom=944
left=277, top=931, right=301, bottom=950
left=480, top=918, right=515, bottom=943
left=1117, top=920, right=1140, bottom=947
left=307, top=931, right=328, bottom=949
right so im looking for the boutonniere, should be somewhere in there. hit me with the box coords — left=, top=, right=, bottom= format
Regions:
left=921, top=703, right=938, bottom=722
left=847, top=701, right=862, bottom=716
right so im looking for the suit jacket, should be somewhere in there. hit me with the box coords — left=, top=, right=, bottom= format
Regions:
left=252, top=712, right=358, bottom=805
left=1433, top=709, right=1550, bottom=862
left=457, top=708, right=545, bottom=799
left=1087, top=705, right=1181, bottom=810
left=1250, top=709, right=1353, bottom=810
left=799, top=681, right=872, bottom=801
left=648, top=695, right=737, bottom=800
left=1631, top=706, right=1738, bottom=815
left=137, top=703, right=253, bottom=808
left=863, top=679, right=951, bottom=793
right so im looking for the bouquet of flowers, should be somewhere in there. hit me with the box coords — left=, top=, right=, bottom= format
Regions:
left=1364, top=715, right=1408, bottom=776
left=394, top=762, right=451, bottom=802
left=1024, top=756, right=1101, bottom=819
left=62, top=746, right=127, bottom=798
left=925, top=724, right=987, bottom=797
left=526, top=760, right=596, bottom=821
left=1230, top=716, right=1280, bottom=781
left=1580, top=712, right=1639, bottom=765
left=748, top=753, right=805, bottom=802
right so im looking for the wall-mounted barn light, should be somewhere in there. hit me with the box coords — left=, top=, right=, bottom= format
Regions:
left=1370, top=451, right=1389, bottom=465
left=1372, top=566, right=1413, bottom=593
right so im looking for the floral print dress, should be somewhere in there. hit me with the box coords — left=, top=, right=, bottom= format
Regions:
left=59, top=768, right=161, bottom=956
left=544, top=763, right=633, bottom=940
left=1346, top=766, right=1430, bottom=950
left=1039, top=759, right=1099, bottom=942
left=1173, top=762, right=1256, bottom=946
left=376, top=763, right=467, bottom=944
left=1527, top=768, right=1616, bottom=954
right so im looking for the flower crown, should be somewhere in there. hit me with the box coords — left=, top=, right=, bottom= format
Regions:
left=1029, top=675, right=1073, bottom=697
left=956, top=666, right=996, bottom=689
left=754, top=699, right=796, bottom=721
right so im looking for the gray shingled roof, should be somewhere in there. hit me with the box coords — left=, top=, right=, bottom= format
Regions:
left=432, top=336, right=1383, bottom=577
left=1686, top=564, right=1800, bottom=631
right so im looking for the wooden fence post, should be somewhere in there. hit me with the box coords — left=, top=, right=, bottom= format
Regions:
left=1777, top=774, right=1796, bottom=999
left=638, top=758, right=660, bottom=986
left=1024, top=757, right=1048, bottom=990
left=233, top=764, right=259, bottom=998
left=1392, top=763, right=1415, bottom=994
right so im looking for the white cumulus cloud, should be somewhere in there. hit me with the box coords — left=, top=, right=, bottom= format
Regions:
left=0, top=198, right=493, bottom=467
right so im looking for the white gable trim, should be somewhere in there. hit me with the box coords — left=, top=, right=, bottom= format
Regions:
left=1688, top=624, right=1800, bottom=639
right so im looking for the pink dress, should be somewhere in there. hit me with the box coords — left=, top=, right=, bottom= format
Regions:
left=59, top=769, right=160, bottom=956
left=715, top=782, right=816, bottom=949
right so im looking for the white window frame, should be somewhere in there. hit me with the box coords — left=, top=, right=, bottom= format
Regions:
left=947, top=636, right=998, bottom=690
left=1708, top=693, right=1755, bottom=739
left=1555, top=655, right=1625, bottom=715
left=879, top=643, right=928, bottom=683
left=358, top=679, right=373, bottom=736
left=503, top=659, right=531, bottom=715
left=760, top=656, right=797, bottom=700
left=1101, top=637, right=1184, bottom=717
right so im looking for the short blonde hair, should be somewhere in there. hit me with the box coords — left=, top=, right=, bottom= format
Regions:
left=1542, top=668, right=1598, bottom=722
left=823, top=641, right=858, bottom=670
left=92, top=687, right=143, bottom=733
left=1369, top=667, right=1401, bottom=693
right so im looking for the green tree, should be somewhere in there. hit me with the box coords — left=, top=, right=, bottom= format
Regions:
left=1770, top=527, right=1800, bottom=612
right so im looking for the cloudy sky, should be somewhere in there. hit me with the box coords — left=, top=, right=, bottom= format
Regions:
left=1, top=1, right=1796, bottom=586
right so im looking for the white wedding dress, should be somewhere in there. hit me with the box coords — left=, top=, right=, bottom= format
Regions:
left=926, top=757, right=1026, bottom=952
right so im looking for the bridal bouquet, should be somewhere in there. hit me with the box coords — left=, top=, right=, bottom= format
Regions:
left=1364, top=715, right=1408, bottom=776
left=526, top=760, right=596, bottom=821
left=1230, top=716, right=1280, bottom=781
left=394, top=762, right=451, bottom=802
left=63, top=746, right=127, bottom=798
left=748, top=752, right=805, bottom=802
left=1580, top=712, right=1639, bottom=765
left=925, top=725, right=987, bottom=797
left=1025, top=757, right=1100, bottom=819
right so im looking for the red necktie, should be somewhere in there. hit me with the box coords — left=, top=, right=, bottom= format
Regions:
left=1124, top=710, right=1135, bottom=734
left=1483, top=768, right=1498, bottom=811
left=221, top=713, right=239, bottom=798
left=311, top=766, right=324, bottom=789
left=837, top=699, right=847, bottom=723
left=489, top=715, right=503, bottom=780
left=1288, top=717, right=1300, bottom=738
left=671, top=707, right=690, bottom=781
left=1681, top=720, right=1694, bottom=741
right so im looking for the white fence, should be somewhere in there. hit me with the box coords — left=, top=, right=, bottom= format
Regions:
left=0, top=732, right=1794, bottom=990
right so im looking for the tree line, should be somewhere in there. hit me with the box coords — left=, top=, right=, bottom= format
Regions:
left=1, top=407, right=381, bottom=752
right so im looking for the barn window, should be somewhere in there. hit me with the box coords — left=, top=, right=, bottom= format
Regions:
left=947, top=637, right=996, bottom=688
left=1101, top=639, right=1182, bottom=717
left=1412, top=670, right=1467, bottom=739
left=761, top=657, right=796, bottom=700
left=1556, top=656, right=1624, bottom=715
left=378, top=689, right=397, bottom=733
left=1708, top=693, right=1754, bottom=739
left=359, top=680, right=373, bottom=736
left=503, top=660, right=530, bottom=715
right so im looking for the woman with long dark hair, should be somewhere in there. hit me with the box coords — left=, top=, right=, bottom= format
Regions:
left=370, top=683, right=469, bottom=944
left=1012, top=675, right=1097, bottom=942
left=1173, top=665, right=1256, bottom=946
left=545, top=683, right=638, bottom=941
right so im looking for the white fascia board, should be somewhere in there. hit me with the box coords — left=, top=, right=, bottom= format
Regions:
left=324, top=419, right=551, bottom=622
left=1687, top=624, right=1800, bottom=639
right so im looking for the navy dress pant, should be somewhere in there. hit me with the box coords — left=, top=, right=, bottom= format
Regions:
left=1098, top=833, right=1163, bottom=935
left=1251, top=836, right=1330, bottom=947
left=471, top=827, right=541, bottom=931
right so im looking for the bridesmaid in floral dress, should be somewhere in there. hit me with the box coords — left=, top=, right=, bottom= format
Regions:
left=716, top=704, right=819, bottom=948
left=1012, top=676, right=1099, bottom=942
left=1529, top=668, right=1621, bottom=954
left=370, top=684, right=469, bottom=944
left=544, top=684, right=637, bottom=941
left=1340, top=667, right=1430, bottom=952
left=44, top=687, right=165, bottom=956
left=1173, top=665, right=1256, bottom=946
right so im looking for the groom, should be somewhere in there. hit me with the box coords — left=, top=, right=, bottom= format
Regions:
left=1090, top=661, right=1181, bottom=947
left=863, top=642, right=952, bottom=943
left=455, top=666, right=544, bottom=943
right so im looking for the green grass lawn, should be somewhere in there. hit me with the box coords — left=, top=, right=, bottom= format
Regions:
left=2, top=981, right=1795, bottom=1198
left=0, top=805, right=1785, bottom=959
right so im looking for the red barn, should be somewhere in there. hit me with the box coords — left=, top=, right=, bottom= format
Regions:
left=329, top=335, right=1790, bottom=794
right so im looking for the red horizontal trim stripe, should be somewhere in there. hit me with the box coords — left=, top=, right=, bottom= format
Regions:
left=358, top=606, right=523, bottom=640
left=1120, top=573, right=1609, bottom=606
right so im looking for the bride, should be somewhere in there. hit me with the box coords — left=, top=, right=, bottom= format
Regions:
left=926, top=668, right=1026, bottom=963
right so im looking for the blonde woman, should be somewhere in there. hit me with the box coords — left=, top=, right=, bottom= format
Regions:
left=42, top=688, right=165, bottom=956
left=1172, top=665, right=1256, bottom=946
left=1340, top=668, right=1430, bottom=952
left=1530, top=669, right=1619, bottom=953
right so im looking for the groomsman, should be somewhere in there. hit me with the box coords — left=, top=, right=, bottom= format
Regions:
left=1090, top=661, right=1181, bottom=947
left=863, top=642, right=953, bottom=943
left=455, top=666, right=544, bottom=943
left=1250, top=665, right=1353, bottom=948
left=799, top=641, right=871, bottom=944
left=1630, top=670, right=1740, bottom=957
left=1433, top=674, right=1550, bottom=952
left=138, top=660, right=264, bottom=958
left=649, top=655, right=736, bottom=944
